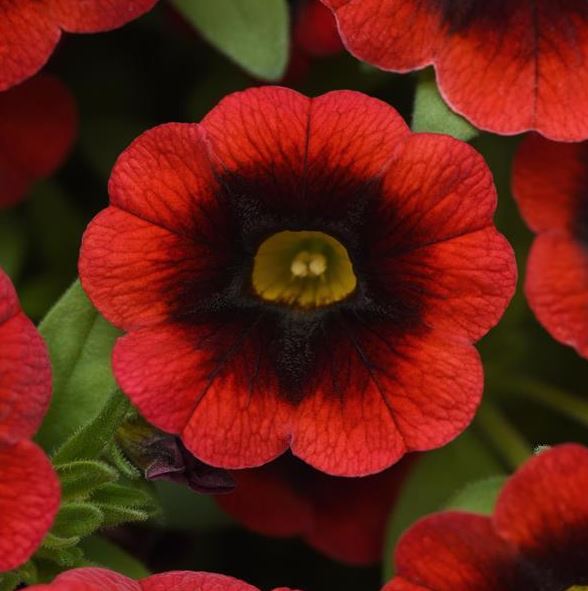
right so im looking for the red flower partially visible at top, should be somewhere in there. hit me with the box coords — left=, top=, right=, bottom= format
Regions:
left=79, top=86, right=515, bottom=477
left=513, top=135, right=588, bottom=357
left=322, top=0, right=588, bottom=141
left=217, top=453, right=413, bottom=565
left=0, top=74, right=77, bottom=208
left=0, top=0, right=158, bottom=90
left=0, top=267, right=59, bottom=572
left=28, top=567, right=298, bottom=591
left=384, top=444, right=588, bottom=591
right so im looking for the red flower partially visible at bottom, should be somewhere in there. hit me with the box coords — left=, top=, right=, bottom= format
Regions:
left=0, top=74, right=77, bottom=208
left=217, top=453, right=413, bottom=565
left=0, top=267, right=59, bottom=572
left=513, top=134, right=588, bottom=357
left=28, top=568, right=299, bottom=591
left=384, top=444, right=588, bottom=591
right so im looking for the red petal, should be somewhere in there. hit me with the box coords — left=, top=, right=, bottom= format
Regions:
left=389, top=512, right=525, bottom=591
left=217, top=466, right=313, bottom=538
left=113, top=324, right=292, bottom=468
left=44, top=568, right=140, bottom=591
left=202, top=87, right=310, bottom=209
left=525, top=232, right=588, bottom=357
left=0, top=441, right=60, bottom=572
left=0, top=75, right=77, bottom=206
left=494, top=444, right=588, bottom=572
left=141, top=572, right=259, bottom=591
left=377, top=134, right=515, bottom=340
left=322, top=0, right=440, bottom=71
left=0, top=4, right=60, bottom=91
left=0, top=270, right=52, bottom=444
left=80, top=207, right=224, bottom=331
left=512, top=134, right=586, bottom=233
left=294, top=0, right=344, bottom=57
left=49, top=0, right=158, bottom=33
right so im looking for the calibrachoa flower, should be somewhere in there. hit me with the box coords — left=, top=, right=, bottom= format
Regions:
left=513, top=135, right=588, bottom=357
left=322, top=1, right=588, bottom=141
left=217, top=453, right=413, bottom=565
left=0, top=0, right=158, bottom=90
left=0, top=267, right=59, bottom=572
left=28, top=568, right=298, bottom=591
left=383, top=444, right=588, bottom=591
left=0, top=74, right=77, bottom=208
left=79, top=86, right=516, bottom=477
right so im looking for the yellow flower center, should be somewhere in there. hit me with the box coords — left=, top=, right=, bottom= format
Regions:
left=252, top=230, right=357, bottom=309
left=567, top=587, right=588, bottom=591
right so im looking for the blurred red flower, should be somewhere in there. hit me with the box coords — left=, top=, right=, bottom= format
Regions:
left=513, top=135, right=588, bottom=357
left=0, top=0, right=158, bottom=90
left=322, top=1, right=588, bottom=141
left=27, top=567, right=299, bottom=591
left=79, top=86, right=516, bottom=477
left=217, top=453, right=413, bottom=565
left=384, top=444, right=588, bottom=591
left=0, top=74, right=77, bottom=208
left=0, top=267, right=59, bottom=572
left=294, top=0, right=344, bottom=58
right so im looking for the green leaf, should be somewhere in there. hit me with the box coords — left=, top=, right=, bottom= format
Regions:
left=36, top=545, right=85, bottom=568
left=0, top=572, right=21, bottom=591
left=57, top=460, right=119, bottom=500
left=51, top=503, right=104, bottom=539
left=445, top=476, right=507, bottom=515
left=81, top=536, right=150, bottom=578
left=53, top=392, right=130, bottom=464
left=36, top=280, right=122, bottom=451
left=41, top=533, right=80, bottom=550
left=94, top=504, right=151, bottom=528
left=383, top=428, right=503, bottom=580
left=172, top=0, right=289, bottom=80
left=412, top=68, right=478, bottom=141
left=91, top=483, right=158, bottom=513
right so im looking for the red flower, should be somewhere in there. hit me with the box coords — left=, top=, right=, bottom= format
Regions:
left=384, top=444, right=588, bottom=591
left=0, top=0, right=158, bottom=91
left=0, top=267, right=59, bottom=572
left=0, top=74, right=77, bottom=208
left=513, top=134, right=588, bottom=357
left=322, top=1, right=588, bottom=141
left=79, top=86, right=516, bottom=476
left=217, top=453, right=413, bottom=565
left=27, top=567, right=299, bottom=591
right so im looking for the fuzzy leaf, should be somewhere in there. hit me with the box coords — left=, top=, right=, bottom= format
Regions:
left=51, top=503, right=104, bottom=539
left=41, top=533, right=80, bottom=550
left=94, top=505, right=151, bottom=528
left=57, top=460, right=119, bottom=500
left=412, top=68, right=478, bottom=141
left=172, top=0, right=289, bottom=80
left=53, top=392, right=130, bottom=464
left=36, top=280, right=122, bottom=451
left=91, top=483, right=158, bottom=513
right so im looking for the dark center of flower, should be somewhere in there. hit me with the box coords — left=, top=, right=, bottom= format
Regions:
left=429, top=0, right=510, bottom=31
left=252, top=230, right=357, bottom=309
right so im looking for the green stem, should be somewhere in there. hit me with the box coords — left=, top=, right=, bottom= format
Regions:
left=475, top=401, right=533, bottom=471
left=508, top=377, right=588, bottom=429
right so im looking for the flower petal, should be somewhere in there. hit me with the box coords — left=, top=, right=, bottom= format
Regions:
left=0, top=441, right=60, bottom=572
left=513, top=134, right=587, bottom=233
left=525, top=232, right=588, bottom=357
left=49, top=0, right=158, bottom=33
left=45, top=568, right=140, bottom=591
left=0, top=270, right=52, bottom=444
left=322, top=0, right=440, bottom=71
left=388, top=512, right=526, bottom=591
left=141, top=572, right=260, bottom=591
left=494, top=444, right=588, bottom=587
left=0, top=2, right=60, bottom=91
left=113, top=324, right=292, bottom=468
